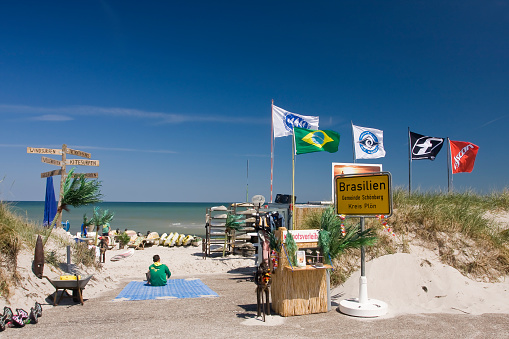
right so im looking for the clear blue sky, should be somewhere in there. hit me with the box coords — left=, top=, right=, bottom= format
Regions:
left=1, top=1, right=508, bottom=202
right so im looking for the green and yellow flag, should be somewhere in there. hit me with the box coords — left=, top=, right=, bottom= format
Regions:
left=294, top=126, right=340, bottom=155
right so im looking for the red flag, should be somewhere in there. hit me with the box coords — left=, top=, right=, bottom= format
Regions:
left=450, top=140, right=479, bottom=174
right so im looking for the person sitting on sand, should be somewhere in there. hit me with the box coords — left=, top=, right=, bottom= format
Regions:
left=146, top=255, right=171, bottom=286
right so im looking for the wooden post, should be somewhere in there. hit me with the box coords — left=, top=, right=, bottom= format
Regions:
left=27, top=144, right=99, bottom=229
left=57, top=144, right=67, bottom=228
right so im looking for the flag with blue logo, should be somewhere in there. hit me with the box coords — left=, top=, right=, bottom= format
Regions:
left=273, top=105, right=319, bottom=138
left=294, top=126, right=340, bottom=155
left=352, top=124, right=386, bottom=159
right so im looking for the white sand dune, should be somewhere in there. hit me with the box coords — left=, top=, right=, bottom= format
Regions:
left=333, top=246, right=509, bottom=317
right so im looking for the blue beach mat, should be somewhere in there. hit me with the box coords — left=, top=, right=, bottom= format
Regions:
left=114, top=278, right=218, bottom=301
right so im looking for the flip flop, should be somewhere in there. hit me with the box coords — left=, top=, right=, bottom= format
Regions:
left=34, top=302, right=42, bottom=317
left=29, top=308, right=38, bottom=324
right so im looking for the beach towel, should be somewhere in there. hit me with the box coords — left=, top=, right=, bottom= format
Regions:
left=114, top=278, right=218, bottom=301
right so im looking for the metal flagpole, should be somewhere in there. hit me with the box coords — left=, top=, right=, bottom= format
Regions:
left=359, top=217, right=367, bottom=302
left=449, top=138, right=454, bottom=192
left=246, top=159, right=249, bottom=202
left=351, top=121, right=356, bottom=163
left=446, top=137, right=451, bottom=193
left=408, top=127, right=412, bottom=195
left=292, top=130, right=296, bottom=230
left=270, top=100, right=274, bottom=203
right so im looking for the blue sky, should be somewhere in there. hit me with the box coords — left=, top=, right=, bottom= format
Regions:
left=1, top=1, right=508, bottom=203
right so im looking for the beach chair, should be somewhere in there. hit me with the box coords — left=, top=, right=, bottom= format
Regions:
left=143, top=232, right=160, bottom=248
left=127, top=236, right=146, bottom=250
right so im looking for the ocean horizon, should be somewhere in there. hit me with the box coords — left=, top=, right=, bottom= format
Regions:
left=6, top=201, right=231, bottom=237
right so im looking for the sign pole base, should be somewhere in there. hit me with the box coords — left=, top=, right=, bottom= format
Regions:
left=338, top=276, right=388, bottom=318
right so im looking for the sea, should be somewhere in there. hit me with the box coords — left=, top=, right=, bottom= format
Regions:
left=6, top=201, right=230, bottom=238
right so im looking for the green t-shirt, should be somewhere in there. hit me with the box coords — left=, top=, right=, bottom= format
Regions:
left=102, top=223, right=110, bottom=234
left=148, top=262, right=171, bottom=286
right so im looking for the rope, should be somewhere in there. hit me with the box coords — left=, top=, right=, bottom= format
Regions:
left=282, top=244, right=294, bottom=271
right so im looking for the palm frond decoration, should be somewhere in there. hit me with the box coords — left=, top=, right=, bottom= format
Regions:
left=268, top=231, right=281, bottom=253
left=285, top=231, right=298, bottom=267
left=223, top=213, right=243, bottom=257
left=328, top=224, right=377, bottom=262
left=43, top=168, right=103, bottom=247
left=318, top=229, right=330, bottom=259
left=319, top=207, right=378, bottom=264
left=225, top=213, right=243, bottom=232
left=91, top=206, right=115, bottom=245
left=82, top=213, right=93, bottom=232
left=60, top=168, right=103, bottom=212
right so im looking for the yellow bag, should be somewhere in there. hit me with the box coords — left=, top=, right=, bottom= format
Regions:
left=59, top=275, right=81, bottom=280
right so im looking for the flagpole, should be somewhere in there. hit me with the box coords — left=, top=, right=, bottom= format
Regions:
left=351, top=121, right=356, bottom=163
left=292, top=130, right=296, bottom=230
left=246, top=159, right=249, bottom=202
left=408, top=127, right=412, bottom=195
left=270, top=99, right=274, bottom=203
left=446, top=137, right=451, bottom=193
left=449, top=138, right=454, bottom=192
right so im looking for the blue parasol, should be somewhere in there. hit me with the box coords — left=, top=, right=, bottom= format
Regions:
left=43, top=176, right=57, bottom=227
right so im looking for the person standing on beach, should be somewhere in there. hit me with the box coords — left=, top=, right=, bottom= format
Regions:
left=102, top=223, right=110, bottom=236
left=146, top=255, right=171, bottom=286
left=102, top=223, right=111, bottom=246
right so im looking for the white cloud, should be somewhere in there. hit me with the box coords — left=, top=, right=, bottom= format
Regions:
left=0, top=104, right=261, bottom=125
left=68, top=145, right=177, bottom=154
left=0, top=143, right=176, bottom=154
left=32, top=114, right=74, bottom=121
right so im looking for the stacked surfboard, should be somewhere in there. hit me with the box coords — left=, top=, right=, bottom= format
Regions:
left=158, top=232, right=196, bottom=247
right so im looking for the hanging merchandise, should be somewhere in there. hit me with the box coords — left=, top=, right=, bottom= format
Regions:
left=339, top=214, right=346, bottom=236
left=376, top=215, right=395, bottom=236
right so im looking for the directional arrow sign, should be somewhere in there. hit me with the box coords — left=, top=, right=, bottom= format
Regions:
left=41, top=169, right=63, bottom=178
left=41, top=156, right=63, bottom=166
left=66, top=159, right=100, bottom=166
left=66, top=148, right=91, bottom=159
left=28, top=147, right=62, bottom=155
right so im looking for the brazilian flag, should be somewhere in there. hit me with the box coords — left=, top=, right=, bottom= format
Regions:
left=294, top=126, right=340, bottom=155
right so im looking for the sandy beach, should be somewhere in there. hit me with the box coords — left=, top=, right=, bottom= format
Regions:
left=2, top=228, right=509, bottom=338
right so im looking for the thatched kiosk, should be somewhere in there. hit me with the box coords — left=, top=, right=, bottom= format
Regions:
left=270, top=228, right=332, bottom=317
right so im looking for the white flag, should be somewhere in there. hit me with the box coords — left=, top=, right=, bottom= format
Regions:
left=273, top=105, right=319, bottom=138
left=352, top=124, right=386, bottom=159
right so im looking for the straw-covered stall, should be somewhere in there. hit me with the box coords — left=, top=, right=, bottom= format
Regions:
left=270, top=228, right=332, bottom=317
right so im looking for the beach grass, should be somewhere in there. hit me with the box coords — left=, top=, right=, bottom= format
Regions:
left=0, top=201, right=99, bottom=300
left=0, top=202, right=28, bottom=298
left=302, top=188, right=509, bottom=285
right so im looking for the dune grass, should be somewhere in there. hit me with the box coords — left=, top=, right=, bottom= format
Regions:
left=0, top=202, right=42, bottom=299
left=301, top=188, right=509, bottom=285
left=0, top=201, right=100, bottom=301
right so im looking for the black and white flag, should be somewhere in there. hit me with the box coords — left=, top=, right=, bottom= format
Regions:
left=410, top=131, right=444, bottom=160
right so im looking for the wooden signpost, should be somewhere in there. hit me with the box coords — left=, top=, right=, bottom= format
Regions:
left=27, top=144, right=100, bottom=227
left=41, top=156, right=63, bottom=167
left=27, top=147, right=62, bottom=155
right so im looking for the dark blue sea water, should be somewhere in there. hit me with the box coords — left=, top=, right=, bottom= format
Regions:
left=6, top=201, right=229, bottom=237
